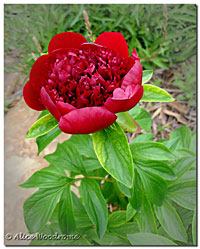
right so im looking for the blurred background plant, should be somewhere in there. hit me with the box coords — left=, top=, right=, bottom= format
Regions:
left=4, top=4, right=196, bottom=116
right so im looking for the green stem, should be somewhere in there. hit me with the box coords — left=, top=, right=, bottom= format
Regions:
left=69, top=175, right=113, bottom=184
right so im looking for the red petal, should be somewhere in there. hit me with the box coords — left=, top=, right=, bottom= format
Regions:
left=23, top=81, right=45, bottom=111
left=56, top=101, right=76, bottom=115
left=29, top=54, right=49, bottom=92
left=48, top=32, right=87, bottom=53
left=104, top=85, right=143, bottom=113
left=59, top=107, right=117, bottom=134
left=40, top=87, right=61, bottom=121
left=95, top=32, right=129, bottom=58
left=121, top=60, right=143, bottom=90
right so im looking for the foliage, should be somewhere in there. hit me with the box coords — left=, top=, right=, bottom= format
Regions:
left=173, top=55, right=196, bottom=106
left=21, top=100, right=196, bottom=246
left=5, top=4, right=196, bottom=76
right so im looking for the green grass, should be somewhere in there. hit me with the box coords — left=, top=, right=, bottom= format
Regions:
left=4, top=4, right=196, bottom=75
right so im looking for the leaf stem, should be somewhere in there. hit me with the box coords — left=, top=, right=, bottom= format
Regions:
left=69, top=175, right=112, bottom=183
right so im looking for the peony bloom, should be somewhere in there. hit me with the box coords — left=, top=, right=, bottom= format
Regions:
left=23, top=32, right=143, bottom=134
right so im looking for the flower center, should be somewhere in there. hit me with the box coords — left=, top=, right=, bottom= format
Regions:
left=45, top=46, right=129, bottom=108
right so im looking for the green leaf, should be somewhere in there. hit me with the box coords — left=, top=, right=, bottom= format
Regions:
left=36, top=126, right=62, bottom=155
left=44, top=141, right=86, bottom=174
left=116, top=181, right=132, bottom=198
left=130, top=142, right=176, bottom=161
left=19, top=165, right=69, bottom=189
left=108, top=211, right=127, bottom=228
left=192, top=208, right=196, bottom=245
left=109, top=222, right=139, bottom=239
left=167, top=188, right=196, bottom=211
left=129, top=107, right=152, bottom=131
left=92, top=122, right=133, bottom=188
left=127, top=233, right=177, bottom=245
left=141, top=84, right=175, bottom=102
left=58, top=185, right=76, bottom=234
left=69, top=135, right=104, bottom=172
left=135, top=196, right=157, bottom=233
left=142, top=70, right=153, bottom=84
left=190, top=132, right=196, bottom=154
left=136, top=168, right=167, bottom=206
left=85, top=229, right=131, bottom=245
left=79, top=178, right=108, bottom=239
left=116, top=112, right=140, bottom=133
left=24, top=188, right=62, bottom=233
left=26, top=113, right=58, bottom=138
left=170, top=125, right=192, bottom=149
left=71, top=192, right=93, bottom=228
left=126, top=203, right=136, bottom=221
left=134, top=159, right=176, bottom=180
left=132, top=132, right=154, bottom=143
left=154, top=200, right=188, bottom=242
left=129, top=170, right=144, bottom=211
left=69, top=134, right=96, bottom=158
left=171, top=157, right=195, bottom=179
left=161, top=137, right=180, bottom=151
left=167, top=177, right=196, bottom=210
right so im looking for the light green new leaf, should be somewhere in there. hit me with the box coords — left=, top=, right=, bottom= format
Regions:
left=116, top=112, right=140, bottom=133
left=19, top=165, right=69, bottom=189
left=26, top=113, right=58, bottom=138
left=92, top=122, right=133, bottom=188
left=142, top=70, right=153, bottom=84
left=141, top=84, right=175, bottom=102
left=58, top=185, right=76, bottom=234
left=130, top=142, right=176, bottom=161
left=79, top=178, right=108, bottom=239
left=24, top=187, right=63, bottom=233
left=127, top=233, right=177, bottom=245
left=154, top=200, right=188, bottom=242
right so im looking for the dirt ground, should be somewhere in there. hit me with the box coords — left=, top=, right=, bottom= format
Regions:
left=4, top=71, right=70, bottom=245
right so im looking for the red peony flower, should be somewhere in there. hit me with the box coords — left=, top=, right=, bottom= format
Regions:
left=23, top=32, right=143, bottom=134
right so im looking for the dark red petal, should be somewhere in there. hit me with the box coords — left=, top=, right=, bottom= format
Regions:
left=48, top=32, right=87, bottom=53
left=121, top=60, right=143, bottom=90
left=29, top=54, right=49, bottom=92
left=23, top=81, right=45, bottom=111
left=59, top=107, right=117, bottom=134
left=104, top=85, right=143, bottom=113
left=40, top=87, right=61, bottom=121
left=56, top=101, right=76, bottom=115
left=95, top=32, right=129, bottom=58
